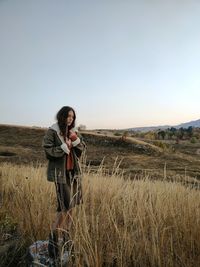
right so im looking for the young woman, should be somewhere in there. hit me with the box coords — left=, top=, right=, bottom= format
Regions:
left=43, top=106, right=85, bottom=259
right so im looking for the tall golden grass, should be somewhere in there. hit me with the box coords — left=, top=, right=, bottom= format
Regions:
left=1, top=162, right=200, bottom=267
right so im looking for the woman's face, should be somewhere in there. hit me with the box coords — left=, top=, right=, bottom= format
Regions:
left=66, top=110, right=74, bottom=126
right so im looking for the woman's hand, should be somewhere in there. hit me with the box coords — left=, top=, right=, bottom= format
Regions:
left=66, top=139, right=72, bottom=148
left=69, top=130, right=77, bottom=141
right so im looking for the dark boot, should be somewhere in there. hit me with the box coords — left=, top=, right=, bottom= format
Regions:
left=62, top=231, right=72, bottom=250
left=61, top=232, right=75, bottom=265
left=48, top=231, right=59, bottom=260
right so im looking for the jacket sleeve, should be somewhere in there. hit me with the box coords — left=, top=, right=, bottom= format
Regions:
left=73, top=133, right=86, bottom=159
left=42, top=129, right=65, bottom=159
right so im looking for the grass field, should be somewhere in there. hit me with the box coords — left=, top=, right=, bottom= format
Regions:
left=0, top=124, right=200, bottom=266
left=0, top=162, right=200, bottom=267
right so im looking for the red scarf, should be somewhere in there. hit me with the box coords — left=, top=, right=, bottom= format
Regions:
left=66, top=150, right=74, bottom=170
left=65, top=131, right=78, bottom=170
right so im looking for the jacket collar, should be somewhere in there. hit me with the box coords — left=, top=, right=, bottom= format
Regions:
left=49, top=122, right=65, bottom=144
left=49, top=122, right=60, bottom=133
left=49, top=123, right=78, bottom=144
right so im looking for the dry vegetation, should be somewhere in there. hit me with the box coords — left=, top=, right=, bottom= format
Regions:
left=0, top=124, right=200, bottom=266
left=1, top=124, right=200, bottom=181
left=0, top=162, right=200, bottom=267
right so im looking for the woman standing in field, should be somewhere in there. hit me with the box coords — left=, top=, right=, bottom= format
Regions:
left=43, top=106, right=85, bottom=259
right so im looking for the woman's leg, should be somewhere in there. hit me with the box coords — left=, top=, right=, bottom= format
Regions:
left=60, top=209, right=73, bottom=231
left=51, top=212, right=63, bottom=231
left=48, top=209, right=72, bottom=257
left=51, top=209, right=73, bottom=237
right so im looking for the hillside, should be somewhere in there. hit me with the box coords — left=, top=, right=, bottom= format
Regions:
left=0, top=124, right=200, bottom=182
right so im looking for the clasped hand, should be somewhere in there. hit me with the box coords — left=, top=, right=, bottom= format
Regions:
left=65, top=130, right=77, bottom=148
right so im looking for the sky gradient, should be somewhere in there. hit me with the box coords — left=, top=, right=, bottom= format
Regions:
left=0, top=0, right=200, bottom=129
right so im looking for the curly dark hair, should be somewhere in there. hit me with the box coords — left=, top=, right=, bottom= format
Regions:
left=56, top=106, right=76, bottom=138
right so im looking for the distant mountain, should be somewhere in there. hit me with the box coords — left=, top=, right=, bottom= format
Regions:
left=176, top=119, right=200, bottom=129
left=126, top=119, right=200, bottom=132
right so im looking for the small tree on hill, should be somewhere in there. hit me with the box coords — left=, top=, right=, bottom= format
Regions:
left=158, top=130, right=166, bottom=140
left=78, top=124, right=86, bottom=131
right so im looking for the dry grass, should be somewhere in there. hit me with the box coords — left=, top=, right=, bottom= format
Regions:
left=0, top=162, right=200, bottom=267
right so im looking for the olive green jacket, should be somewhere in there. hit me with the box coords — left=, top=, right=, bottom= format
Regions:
left=42, top=123, right=85, bottom=183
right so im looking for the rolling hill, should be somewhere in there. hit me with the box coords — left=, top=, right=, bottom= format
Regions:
left=126, top=118, right=200, bottom=132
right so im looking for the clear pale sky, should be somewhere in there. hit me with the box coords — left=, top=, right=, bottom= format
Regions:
left=0, top=0, right=200, bottom=129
